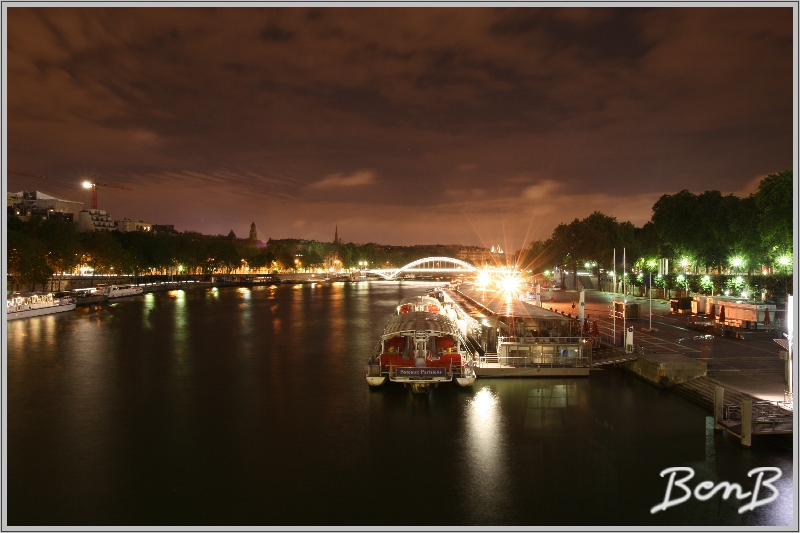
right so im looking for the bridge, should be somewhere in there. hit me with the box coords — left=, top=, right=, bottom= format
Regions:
left=365, top=256, right=478, bottom=280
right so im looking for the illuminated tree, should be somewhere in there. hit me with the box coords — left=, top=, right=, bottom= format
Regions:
left=755, top=170, right=793, bottom=266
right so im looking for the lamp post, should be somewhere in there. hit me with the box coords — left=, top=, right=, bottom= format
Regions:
left=779, top=256, right=791, bottom=274
left=731, top=257, right=743, bottom=276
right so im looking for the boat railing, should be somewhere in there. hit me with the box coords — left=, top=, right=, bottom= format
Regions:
left=497, top=335, right=597, bottom=345
left=478, top=353, right=591, bottom=369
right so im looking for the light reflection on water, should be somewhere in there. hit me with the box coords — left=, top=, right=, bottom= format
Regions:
left=6, top=283, right=794, bottom=527
left=462, top=386, right=509, bottom=524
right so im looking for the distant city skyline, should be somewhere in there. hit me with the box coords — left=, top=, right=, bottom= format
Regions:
left=5, top=6, right=794, bottom=249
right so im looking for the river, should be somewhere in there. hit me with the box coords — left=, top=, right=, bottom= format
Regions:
left=6, top=282, right=794, bottom=526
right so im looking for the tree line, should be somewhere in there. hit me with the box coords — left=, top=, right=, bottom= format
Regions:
left=6, top=170, right=793, bottom=294
left=521, top=170, right=792, bottom=275
left=6, top=215, right=469, bottom=291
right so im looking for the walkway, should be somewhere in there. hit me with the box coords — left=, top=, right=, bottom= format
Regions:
left=535, top=288, right=791, bottom=403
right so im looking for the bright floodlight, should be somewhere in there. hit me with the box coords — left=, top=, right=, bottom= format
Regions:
left=779, top=256, right=791, bottom=265
left=731, top=258, right=743, bottom=267
left=477, top=271, right=491, bottom=287
left=82, top=181, right=92, bottom=188
left=680, top=259, right=689, bottom=267
left=498, top=274, right=521, bottom=294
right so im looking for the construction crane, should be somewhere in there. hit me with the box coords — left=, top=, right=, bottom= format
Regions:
left=82, top=175, right=132, bottom=210
left=9, top=170, right=47, bottom=179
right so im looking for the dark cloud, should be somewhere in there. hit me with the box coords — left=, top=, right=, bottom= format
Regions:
left=260, top=23, right=294, bottom=42
left=4, top=6, right=793, bottom=247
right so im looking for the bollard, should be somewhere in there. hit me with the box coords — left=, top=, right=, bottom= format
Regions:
left=741, top=399, right=752, bottom=447
left=713, top=386, right=724, bottom=431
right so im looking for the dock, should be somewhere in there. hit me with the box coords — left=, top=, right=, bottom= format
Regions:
left=671, top=377, right=793, bottom=446
left=440, top=287, right=593, bottom=377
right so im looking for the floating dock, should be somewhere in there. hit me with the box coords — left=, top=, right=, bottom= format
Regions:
left=438, top=287, right=593, bottom=377
left=621, top=352, right=707, bottom=387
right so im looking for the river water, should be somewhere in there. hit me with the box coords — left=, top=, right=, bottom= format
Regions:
left=6, top=282, right=794, bottom=527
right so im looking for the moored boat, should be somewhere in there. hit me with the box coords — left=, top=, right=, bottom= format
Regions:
left=396, top=295, right=442, bottom=315
left=366, top=309, right=476, bottom=393
left=102, top=284, right=144, bottom=298
left=6, top=292, right=77, bottom=320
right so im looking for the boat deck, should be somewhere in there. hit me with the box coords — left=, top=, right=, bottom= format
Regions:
left=441, top=288, right=591, bottom=378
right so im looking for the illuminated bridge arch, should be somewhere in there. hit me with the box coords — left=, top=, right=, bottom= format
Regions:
left=368, top=256, right=478, bottom=280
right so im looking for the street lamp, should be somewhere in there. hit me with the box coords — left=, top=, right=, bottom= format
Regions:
left=779, top=256, right=791, bottom=274
left=731, top=257, right=743, bottom=275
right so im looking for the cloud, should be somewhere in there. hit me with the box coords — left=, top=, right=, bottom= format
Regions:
left=5, top=8, right=792, bottom=246
left=310, top=169, right=376, bottom=188
left=522, top=179, right=561, bottom=199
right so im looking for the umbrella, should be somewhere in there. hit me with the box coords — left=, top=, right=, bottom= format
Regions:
left=592, top=320, right=600, bottom=336
left=718, top=305, right=726, bottom=323
left=708, top=303, right=716, bottom=319
left=764, top=307, right=771, bottom=328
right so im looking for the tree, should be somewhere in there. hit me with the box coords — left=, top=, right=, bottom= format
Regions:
left=651, top=190, right=698, bottom=260
left=728, top=194, right=764, bottom=273
left=7, top=229, right=53, bottom=291
left=81, top=231, right=129, bottom=281
left=692, top=191, right=732, bottom=271
left=754, top=170, right=793, bottom=264
left=634, top=221, right=668, bottom=261
left=37, top=219, right=82, bottom=289
left=520, top=240, right=552, bottom=272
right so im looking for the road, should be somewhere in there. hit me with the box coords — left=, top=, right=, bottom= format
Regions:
left=540, top=288, right=790, bottom=403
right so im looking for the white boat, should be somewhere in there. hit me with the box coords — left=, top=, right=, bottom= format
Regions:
left=366, top=308, right=476, bottom=393
left=102, top=284, right=144, bottom=298
left=6, top=293, right=76, bottom=320
left=396, top=295, right=442, bottom=315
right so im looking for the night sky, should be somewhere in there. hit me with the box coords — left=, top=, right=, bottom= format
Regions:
left=5, top=6, right=795, bottom=249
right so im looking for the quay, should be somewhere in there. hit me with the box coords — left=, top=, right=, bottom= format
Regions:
left=440, top=285, right=793, bottom=447
left=56, top=273, right=331, bottom=307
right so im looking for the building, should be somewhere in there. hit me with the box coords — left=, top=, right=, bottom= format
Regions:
left=152, top=224, right=178, bottom=234
left=117, top=218, right=152, bottom=232
left=248, top=222, right=266, bottom=247
left=76, top=209, right=116, bottom=232
left=7, top=190, right=83, bottom=220
left=456, top=245, right=507, bottom=268
left=324, top=225, right=343, bottom=271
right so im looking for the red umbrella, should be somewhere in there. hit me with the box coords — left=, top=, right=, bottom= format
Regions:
left=764, top=308, right=771, bottom=328
left=591, top=320, right=600, bottom=336
left=718, top=305, right=726, bottom=323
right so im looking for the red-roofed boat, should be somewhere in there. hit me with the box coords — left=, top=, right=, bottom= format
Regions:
left=366, top=304, right=476, bottom=393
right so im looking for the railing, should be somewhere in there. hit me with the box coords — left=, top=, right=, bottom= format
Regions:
left=497, top=335, right=599, bottom=345
left=478, top=353, right=591, bottom=368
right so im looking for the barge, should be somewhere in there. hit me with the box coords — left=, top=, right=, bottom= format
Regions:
left=366, top=297, right=476, bottom=393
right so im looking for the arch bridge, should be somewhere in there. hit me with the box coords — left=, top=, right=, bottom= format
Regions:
left=366, top=256, right=478, bottom=280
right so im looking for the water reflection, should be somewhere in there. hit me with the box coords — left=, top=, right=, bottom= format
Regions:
left=6, top=284, right=794, bottom=526
left=524, top=383, right=578, bottom=434
left=462, top=386, right=509, bottom=523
